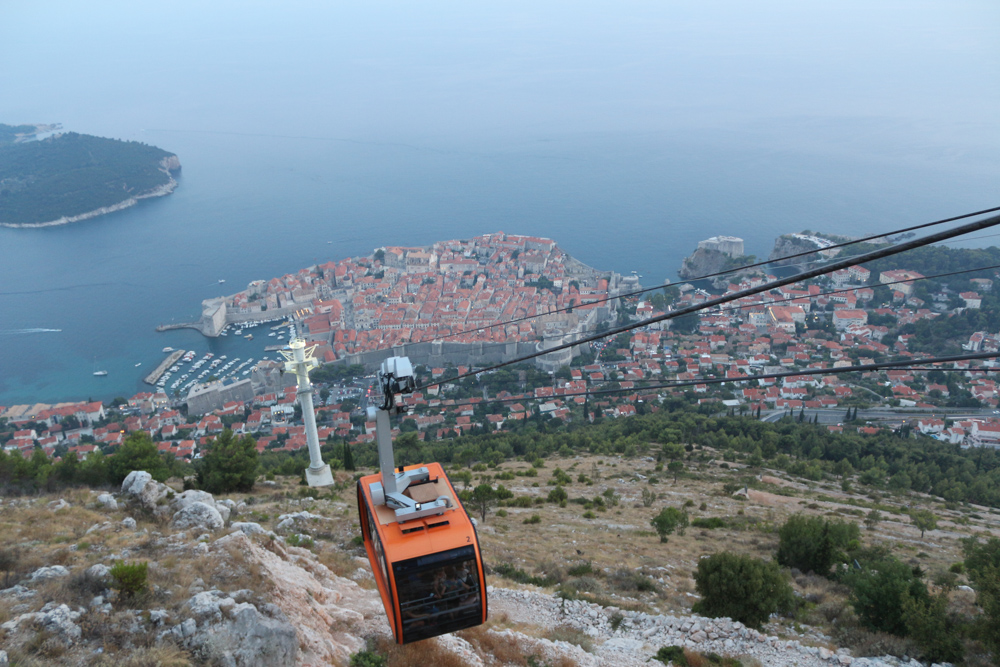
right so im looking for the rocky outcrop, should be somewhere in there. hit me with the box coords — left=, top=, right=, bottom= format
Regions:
left=28, top=565, right=70, bottom=582
left=209, top=532, right=379, bottom=667
left=487, top=586, right=913, bottom=667
left=0, top=603, right=82, bottom=643
left=96, top=493, right=118, bottom=510
left=160, top=154, right=181, bottom=172
left=769, top=234, right=827, bottom=266
left=679, top=247, right=729, bottom=281
left=188, top=601, right=298, bottom=667
left=121, top=470, right=171, bottom=513
left=275, top=511, right=329, bottom=533
left=171, top=489, right=215, bottom=512
left=172, top=502, right=225, bottom=532
left=678, top=246, right=760, bottom=287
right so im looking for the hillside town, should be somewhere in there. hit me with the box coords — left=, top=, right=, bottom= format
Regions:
left=3, top=234, right=1000, bottom=463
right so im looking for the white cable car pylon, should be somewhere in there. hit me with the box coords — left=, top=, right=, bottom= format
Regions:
left=279, top=338, right=335, bottom=487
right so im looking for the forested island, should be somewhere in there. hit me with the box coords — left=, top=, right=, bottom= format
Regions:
left=0, top=123, right=180, bottom=227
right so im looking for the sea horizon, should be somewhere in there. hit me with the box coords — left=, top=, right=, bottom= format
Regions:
left=1, top=0, right=998, bottom=405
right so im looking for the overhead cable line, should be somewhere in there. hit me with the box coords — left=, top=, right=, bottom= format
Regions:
left=423, top=212, right=1000, bottom=390
left=428, top=351, right=1000, bottom=408
left=409, top=205, right=1000, bottom=345
left=387, top=261, right=1000, bottom=367
left=576, top=351, right=1000, bottom=397
left=702, top=262, right=1000, bottom=317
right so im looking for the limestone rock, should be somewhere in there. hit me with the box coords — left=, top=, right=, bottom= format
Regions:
left=215, top=503, right=232, bottom=523
left=230, top=522, right=266, bottom=536
left=172, top=501, right=225, bottom=532
left=186, top=601, right=298, bottom=667
left=29, top=565, right=70, bottom=582
left=275, top=511, right=327, bottom=533
left=210, top=532, right=376, bottom=666
left=121, top=470, right=171, bottom=512
left=122, top=517, right=137, bottom=530
left=96, top=493, right=118, bottom=510
left=85, top=563, right=111, bottom=581
left=436, top=634, right=484, bottom=667
left=171, top=489, right=215, bottom=513
left=187, top=590, right=233, bottom=621
left=86, top=521, right=112, bottom=535
left=47, top=499, right=70, bottom=511
left=36, top=603, right=82, bottom=641
left=149, top=609, right=170, bottom=625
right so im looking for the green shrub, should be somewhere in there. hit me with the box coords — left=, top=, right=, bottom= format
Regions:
left=691, top=517, right=726, bottom=529
left=109, top=560, right=149, bottom=599
left=651, top=507, right=688, bottom=543
left=286, top=534, right=315, bottom=548
left=567, top=562, right=593, bottom=577
left=843, top=555, right=929, bottom=636
left=901, top=591, right=964, bottom=663
left=653, top=646, right=687, bottom=666
left=582, top=510, right=596, bottom=519
left=108, top=432, right=170, bottom=484
left=610, top=611, right=625, bottom=633
left=349, top=651, right=386, bottom=667
left=692, top=552, right=794, bottom=629
left=493, top=563, right=558, bottom=587
left=962, top=536, right=1000, bottom=655
left=197, top=429, right=259, bottom=494
left=547, top=485, right=568, bottom=503
left=608, top=569, right=657, bottom=593
left=510, top=496, right=534, bottom=508
left=777, top=514, right=859, bottom=576
left=523, top=514, right=541, bottom=525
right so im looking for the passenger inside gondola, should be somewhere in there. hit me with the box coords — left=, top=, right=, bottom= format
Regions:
left=394, top=546, right=482, bottom=642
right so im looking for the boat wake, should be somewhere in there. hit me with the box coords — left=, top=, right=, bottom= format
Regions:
left=0, top=328, right=63, bottom=335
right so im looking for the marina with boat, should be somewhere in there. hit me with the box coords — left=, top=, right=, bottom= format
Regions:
left=140, top=317, right=299, bottom=396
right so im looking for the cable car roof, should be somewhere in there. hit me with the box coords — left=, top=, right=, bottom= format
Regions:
left=359, top=462, right=477, bottom=564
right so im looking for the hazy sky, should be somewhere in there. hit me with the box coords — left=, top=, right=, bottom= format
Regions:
left=2, top=0, right=998, bottom=151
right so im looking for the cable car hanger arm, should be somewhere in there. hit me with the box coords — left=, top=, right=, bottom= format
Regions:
left=367, top=356, right=452, bottom=522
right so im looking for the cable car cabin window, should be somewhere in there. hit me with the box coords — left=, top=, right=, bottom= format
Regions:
left=393, top=545, right=482, bottom=643
left=364, top=501, right=391, bottom=592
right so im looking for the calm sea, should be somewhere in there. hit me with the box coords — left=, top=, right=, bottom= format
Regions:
left=1, top=0, right=998, bottom=404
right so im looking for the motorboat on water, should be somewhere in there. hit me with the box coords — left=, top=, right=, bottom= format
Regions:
left=93, top=370, right=108, bottom=377
left=163, top=347, right=174, bottom=353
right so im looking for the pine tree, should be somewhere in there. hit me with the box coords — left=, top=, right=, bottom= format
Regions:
left=343, top=442, right=355, bottom=471
left=756, top=405, right=761, bottom=419
left=197, top=429, right=258, bottom=494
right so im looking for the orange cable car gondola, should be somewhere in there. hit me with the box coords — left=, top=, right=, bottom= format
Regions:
left=356, top=356, right=488, bottom=644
